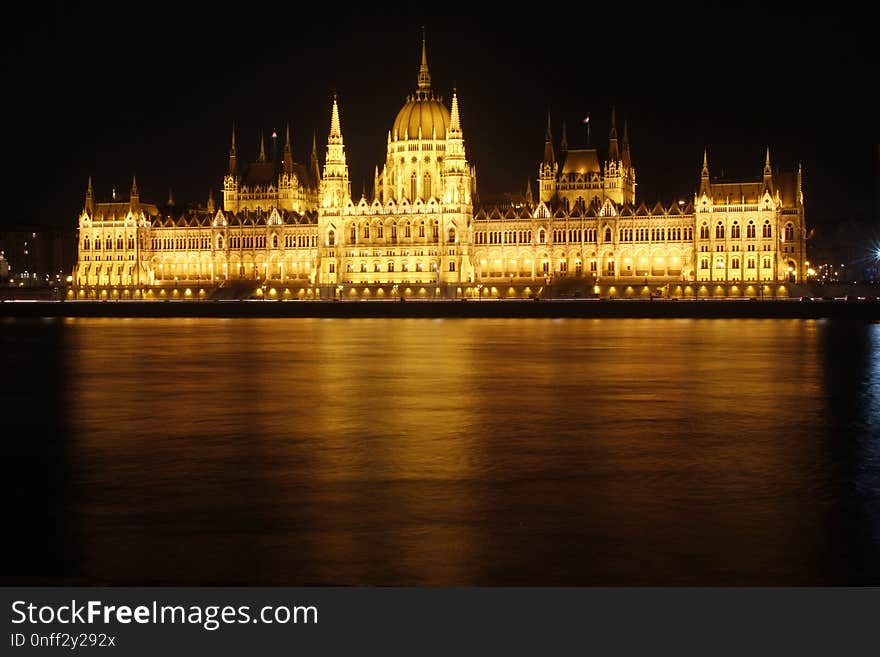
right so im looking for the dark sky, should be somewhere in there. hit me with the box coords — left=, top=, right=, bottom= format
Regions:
left=2, top=3, right=877, bottom=251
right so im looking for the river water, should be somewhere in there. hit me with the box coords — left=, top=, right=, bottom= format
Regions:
left=3, top=317, right=879, bottom=584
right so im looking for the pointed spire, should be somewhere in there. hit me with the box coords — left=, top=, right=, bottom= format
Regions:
left=129, top=175, right=139, bottom=211
left=329, top=94, right=342, bottom=143
left=608, top=107, right=620, bottom=161
left=543, top=111, right=555, bottom=166
left=525, top=179, right=533, bottom=205
left=228, top=123, right=238, bottom=176
left=699, top=148, right=710, bottom=196
left=283, top=122, right=293, bottom=174
left=310, top=130, right=320, bottom=182
left=560, top=121, right=568, bottom=154
left=450, top=89, right=461, bottom=133
left=85, top=177, right=94, bottom=214
left=764, top=147, right=772, bottom=175
left=130, top=175, right=138, bottom=196
left=417, top=27, right=432, bottom=94
left=167, top=188, right=175, bottom=206
left=374, top=165, right=380, bottom=202
left=622, top=120, right=631, bottom=169
left=207, top=189, right=215, bottom=214
left=258, top=132, right=266, bottom=162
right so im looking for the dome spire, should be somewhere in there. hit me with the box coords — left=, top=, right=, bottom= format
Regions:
left=417, top=27, right=431, bottom=95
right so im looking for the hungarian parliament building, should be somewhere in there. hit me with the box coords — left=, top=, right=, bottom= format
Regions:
left=72, top=41, right=807, bottom=300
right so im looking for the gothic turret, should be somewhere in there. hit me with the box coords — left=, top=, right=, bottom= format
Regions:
left=129, top=175, right=139, bottom=212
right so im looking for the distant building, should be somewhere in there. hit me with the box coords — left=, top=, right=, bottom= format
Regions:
left=0, top=231, right=76, bottom=286
left=71, top=37, right=808, bottom=299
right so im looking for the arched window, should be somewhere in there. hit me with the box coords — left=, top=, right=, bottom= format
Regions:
left=715, top=222, right=725, bottom=239
left=448, top=227, right=456, bottom=242
left=350, top=226, right=356, bottom=242
left=360, top=262, right=367, bottom=273
left=731, top=222, right=740, bottom=239
left=116, top=237, right=124, bottom=249
left=328, top=230, right=335, bottom=246
left=405, top=222, right=411, bottom=238
left=700, top=223, right=709, bottom=239
left=83, top=237, right=90, bottom=250
left=272, top=235, right=278, bottom=249
left=363, top=224, right=370, bottom=239
left=374, top=262, right=381, bottom=272
left=604, top=227, right=612, bottom=242
left=784, top=223, right=794, bottom=242
left=419, top=223, right=425, bottom=238
left=391, top=224, right=398, bottom=239
left=423, top=173, right=432, bottom=199
left=105, top=236, right=112, bottom=250
left=763, top=221, right=772, bottom=238
left=388, top=262, right=395, bottom=272
left=410, top=172, right=417, bottom=201
left=449, top=261, right=456, bottom=272
left=217, top=236, right=224, bottom=249
left=747, top=221, right=756, bottom=239
left=539, top=229, right=546, bottom=244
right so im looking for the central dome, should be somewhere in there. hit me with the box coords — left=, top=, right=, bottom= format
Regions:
left=392, top=95, right=450, bottom=141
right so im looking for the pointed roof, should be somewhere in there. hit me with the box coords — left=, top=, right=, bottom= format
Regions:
left=608, top=106, right=620, bottom=161
left=329, top=94, right=342, bottom=142
left=258, top=132, right=267, bottom=162
left=449, top=89, right=461, bottom=133
left=417, top=28, right=431, bottom=93
left=130, top=175, right=138, bottom=196
left=543, top=112, right=555, bottom=166
left=701, top=148, right=709, bottom=177
left=622, top=120, right=631, bottom=168
left=560, top=121, right=568, bottom=153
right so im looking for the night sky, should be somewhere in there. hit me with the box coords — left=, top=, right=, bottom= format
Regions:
left=3, top=4, right=877, bottom=259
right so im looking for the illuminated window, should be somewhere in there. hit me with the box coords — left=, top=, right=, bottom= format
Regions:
left=448, top=227, right=456, bottom=243
left=604, top=227, right=612, bottom=242
left=700, top=259, right=708, bottom=269
left=377, top=225, right=384, bottom=238
left=419, top=224, right=425, bottom=238
left=363, top=225, right=370, bottom=239
left=410, top=172, right=417, bottom=201
left=731, top=222, right=740, bottom=239
left=747, top=257, right=755, bottom=269
left=405, top=223, right=411, bottom=238
left=732, top=257, right=740, bottom=269
left=539, top=230, right=546, bottom=244
left=329, top=263, right=335, bottom=273
left=350, top=226, right=356, bottom=242
left=388, top=262, right=395, bottom=272
left=763, top=221, right=772, bottom=238
left=747, top=222, right=756, bottom=238
left=715, top=222, right=725, bottom=239
left=423, top=173, right=432, bottom=199
left=360, top=262, right=367, bottom=273
left=272, top=235, right=278, bottom=248
left=449, top=261, right=455, bottom=272
left=763, top=257, right=771, bottom=268
left=328, top=230, right=335, bottom=246
left=700, top=224, right=709, bottom=239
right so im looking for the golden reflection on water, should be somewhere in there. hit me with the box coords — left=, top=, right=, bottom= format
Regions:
left=60, top=318, right=853, bottom=584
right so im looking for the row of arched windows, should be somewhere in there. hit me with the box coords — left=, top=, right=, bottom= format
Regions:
left=698, top=220, right=784, bottom=240
left=82, top=236, right=136, bottom=250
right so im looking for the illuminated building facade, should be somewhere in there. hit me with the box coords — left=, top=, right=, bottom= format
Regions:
left=72, top=40, right=807, bottom=299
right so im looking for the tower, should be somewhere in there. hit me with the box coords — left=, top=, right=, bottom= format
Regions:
left=539, top=112, right=558, bottom=204
left=223, top=124, right=239, bottom=212
left=320, top=95, right=350, bottom=208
